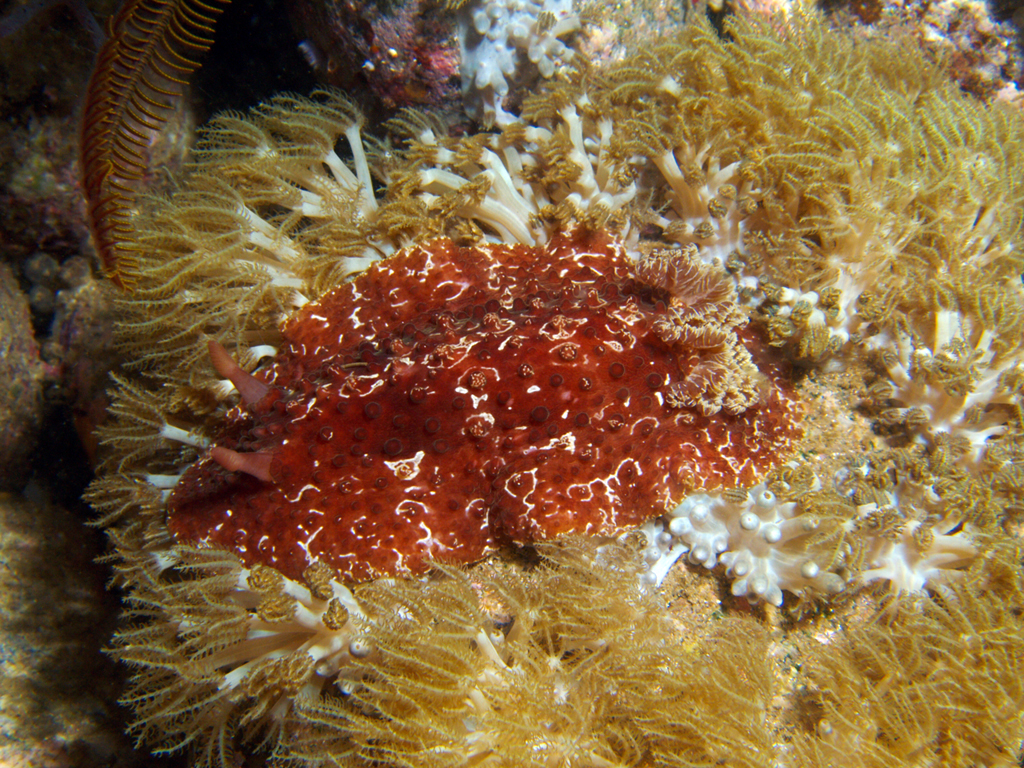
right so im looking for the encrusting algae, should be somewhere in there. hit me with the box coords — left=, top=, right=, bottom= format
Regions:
left=86, top=7, right=1024, bottom=767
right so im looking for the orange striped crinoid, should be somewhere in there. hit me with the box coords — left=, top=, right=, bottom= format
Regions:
left=79, top=0, right=230, bottom=289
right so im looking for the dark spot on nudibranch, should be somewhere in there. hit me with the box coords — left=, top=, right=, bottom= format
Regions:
left=167, top=229, right=802, bottom=583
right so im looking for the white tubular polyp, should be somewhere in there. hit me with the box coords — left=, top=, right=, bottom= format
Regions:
left=159, top=423, right=210, bottom=449
left=344, top=123, right=378, bottom=215
left=653, top=149, right=703, bottom=214
left=480, top=149, right=540, bottom=230
left=419, top=168, right=537, bottom=244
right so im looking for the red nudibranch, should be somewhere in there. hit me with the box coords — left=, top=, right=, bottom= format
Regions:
left=167, top=229, right=802, bottom=581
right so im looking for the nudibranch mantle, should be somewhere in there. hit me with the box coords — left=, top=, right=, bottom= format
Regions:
left=168, top=228, right=802, bottom=581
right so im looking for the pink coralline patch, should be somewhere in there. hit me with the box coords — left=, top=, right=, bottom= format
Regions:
left=167, top=229, right=802, bottom=581
left=290, top=0, right=461, bottom=113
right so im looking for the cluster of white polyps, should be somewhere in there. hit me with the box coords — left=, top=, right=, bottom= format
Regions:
left=855, top=518, right=978, bottom=596
left=637, top=123, right=765, bottom=267
left=840, top=461, right=978, bottom=595
left=637, top=482, right=845, bottom=607
left=458, top=0, right=580, bottom=126
left=864, top=307, right=1024, bottom=464
left=638, top=463, right=980, bottom=604
left=407, top=100, right=638, bottom=245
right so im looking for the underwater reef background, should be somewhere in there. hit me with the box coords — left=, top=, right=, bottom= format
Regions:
left=2, top=0, right=1024, bottom=766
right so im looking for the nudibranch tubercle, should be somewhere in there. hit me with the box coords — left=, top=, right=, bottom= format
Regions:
left=167, top=228, right=802, bottom=581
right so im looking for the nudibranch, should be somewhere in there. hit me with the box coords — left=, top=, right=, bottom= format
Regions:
left=168, top=227, right=802, bottom=581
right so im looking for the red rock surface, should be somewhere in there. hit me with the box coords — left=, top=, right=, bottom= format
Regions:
left=168, top=229, right=802, bottom=581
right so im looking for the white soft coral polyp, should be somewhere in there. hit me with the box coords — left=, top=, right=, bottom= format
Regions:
left=856, top=518, right=977, bottom=595
left=458, top=0, right=579, bottom=126
left=867, top=308, right=1024, bottom=463
left=638, top=483, right=845, bottom=607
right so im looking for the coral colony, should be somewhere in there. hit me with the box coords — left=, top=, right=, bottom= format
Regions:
left=457, top=0, right=580, bottom=125
left=86, top=9, right=1024, bottom=768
